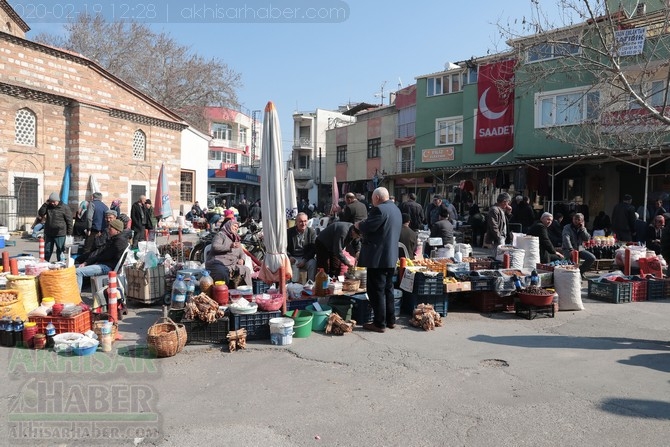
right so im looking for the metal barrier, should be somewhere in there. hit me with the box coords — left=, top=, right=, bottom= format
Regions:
left=0, top=196, right=18, bottom=231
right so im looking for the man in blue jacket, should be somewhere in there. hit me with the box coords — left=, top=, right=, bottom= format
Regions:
left=355, top=187, right=402, bottom=333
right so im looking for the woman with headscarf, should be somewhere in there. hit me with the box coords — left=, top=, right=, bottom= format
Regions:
left=73, top=200, right=88, bottom=237
left=205, top=219, right=253, bottom=287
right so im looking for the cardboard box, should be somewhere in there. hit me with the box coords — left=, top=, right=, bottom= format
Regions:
left=126, top=266, right=166, bottom=303
left=446, top=281, right=472, bottom=293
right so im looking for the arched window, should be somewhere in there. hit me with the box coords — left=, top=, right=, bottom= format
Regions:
left=15, top=108, right=36, bottom=146
left=132, top=129, right=146, bottom=160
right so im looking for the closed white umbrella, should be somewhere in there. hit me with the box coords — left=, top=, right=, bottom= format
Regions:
left=87, top=174, right=100, bottom=198
left=286, top=168, right=298, bottom=220
left=259, top=101, right=291, bottom=289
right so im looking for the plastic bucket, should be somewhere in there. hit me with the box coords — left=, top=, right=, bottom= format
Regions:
left=269, top=317, right=295, bottom=345
left=284, top=310, right=313, bottom=338
left=0, top=236, right=4, bottom=248
left=305, top=304, right=332, bottom=332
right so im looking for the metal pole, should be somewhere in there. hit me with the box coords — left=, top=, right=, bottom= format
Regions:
left=550, top=161, right=555, bottom=215
left=643, top=154, right=650, bottom=220
left=318, top=147, right=322, bottom=211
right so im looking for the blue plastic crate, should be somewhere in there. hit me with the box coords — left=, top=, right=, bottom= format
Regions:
left=413, top=272, right=444, bottom=296
left=287, top=298, right=317, bottom=311
left=587, top=280, right=632, bottom=304
left=401, top=291, right=447, bottom=316
left=253, top=279, right=271, bottom=294
left=647, top=278, right=670, bottom=300
left=182, top=317, right=229, bottom=344
left=232, top=311, right=281, bottom=340
left=469, top=276, right=496, bottom=292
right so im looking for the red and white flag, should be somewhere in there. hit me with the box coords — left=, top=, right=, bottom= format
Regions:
left=475, top=59, right=516, bottom=154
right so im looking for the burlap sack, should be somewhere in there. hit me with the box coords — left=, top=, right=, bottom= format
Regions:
left=38, top=267, right=81, bottom=305
left=0, top=290, right=27, bottom=321
left=6, top=275, right=39, bottom=313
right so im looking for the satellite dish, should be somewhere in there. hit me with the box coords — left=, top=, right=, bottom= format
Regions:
left=444, top=62, right=460, bottom=70
left=619, top=0, right=639, bottom=19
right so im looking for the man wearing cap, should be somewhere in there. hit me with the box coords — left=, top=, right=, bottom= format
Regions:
left=75, top=219, right=129, bottom=291
left=84, top=192, right=109, bottom=254
left=76, top=210, right=131, bottom=264
left=131, top=195, right=147, bottom=248
left=37, top=192, right=73, bottom=262
left=399, top=213, right=418, bottom=260
left=611, top=194, right=636, bottom=242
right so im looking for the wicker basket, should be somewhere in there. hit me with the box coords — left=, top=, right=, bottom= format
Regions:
left=342, top=278, right=361, bottom=293
left=147, top=317, right=187, bottom=358
left=93, top=320, right=118, bottom=340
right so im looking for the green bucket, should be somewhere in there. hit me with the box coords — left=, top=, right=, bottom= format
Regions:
left=305, top=304, right=332, bottom=332
left=285, top=310, right=313, bottom=338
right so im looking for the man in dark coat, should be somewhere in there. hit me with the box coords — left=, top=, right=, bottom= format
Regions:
left=84, top=192, right=109, bottom=254
left=130, top=195, right=147, bottom=248
left=287, top=212, right=317, bottom=281
left=38, top=192, right=73, bottom=262
left=399, top=192, right=424, bottom=231
left=237, top=199, right=250, bottom=224
left=645, top=214, right=665, bottom=255
left=356, top=187, right=402, bottom=333
left=75, top=219, right=129, bottom=291
left=547, top=212, right=564, bottom=247
left=527, top=212, right=564, bottom=264
left=399, top=213, right=418, bottom=260
left=340, top=192, right=368, bottom=223
left=611, top=194, right=636, bottom=242
left=315, top=221, right=361, bottom=277
left=249, top=200, right=262, bottom=222
left=430, top=207, right=455, bottom=247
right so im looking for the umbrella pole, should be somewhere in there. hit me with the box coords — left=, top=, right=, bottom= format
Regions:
left=280, top=265, right=287, bottom=315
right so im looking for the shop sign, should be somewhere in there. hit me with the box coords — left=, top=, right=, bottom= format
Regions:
left=422, top=147, right=454, bottom=163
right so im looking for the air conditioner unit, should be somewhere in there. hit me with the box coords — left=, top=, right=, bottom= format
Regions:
left=636, top=2, right=646, bottom=15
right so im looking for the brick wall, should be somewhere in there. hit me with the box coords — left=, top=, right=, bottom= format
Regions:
left=0, top=32, right=184, bottom=224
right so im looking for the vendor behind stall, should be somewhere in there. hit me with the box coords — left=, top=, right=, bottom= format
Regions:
left=527, top=212, right=564, bottom=264
left=315, top=221, right=361, bottom=277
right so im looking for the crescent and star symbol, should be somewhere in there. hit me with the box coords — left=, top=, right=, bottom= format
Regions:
left=479, top=87, right=508, bottom=120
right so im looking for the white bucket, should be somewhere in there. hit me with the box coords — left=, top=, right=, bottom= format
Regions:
left=270, top=317, right=295, bottom=346
left=176, top=216, right=186, bottom=226
left=0, top=226, right=7, bottom=234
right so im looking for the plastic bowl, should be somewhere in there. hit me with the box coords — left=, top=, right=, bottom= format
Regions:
left=73, top=340, right=99, bottom=356
left=517, top=292, right=554, bottom=306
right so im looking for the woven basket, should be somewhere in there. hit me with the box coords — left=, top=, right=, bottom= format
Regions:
left=342, top=279, right=360, bottom=293
left=93, top=320, right=118, bottom=340
left=147, top=317, right=187, bottom=358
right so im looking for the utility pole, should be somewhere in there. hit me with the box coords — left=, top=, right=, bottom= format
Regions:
left=318, top=147, right=322, bottom=210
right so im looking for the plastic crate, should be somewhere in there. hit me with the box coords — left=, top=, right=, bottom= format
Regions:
left=252, top=279, right=271, bottom=295
left=401, top=291, right=447, bottom=316
left=182, top=317, right=229, bottom=344
left=413, top=272, right=444, bottom=296
left=646, top=278, right=670, bottom=300
left=469, top=259, right=493, bottom=270
left=232, top=311, right=281, bottom=340
left=29, top=311, right=92, bottom=334
left=469, top=275, right=497, bottom=292
left=470, top=291, right=514, bottom=312
left=587, top=280, right=632, bottom=304
left=286, top=298, right=317, bottom=311
left=630, top=279, right=647, bottom=302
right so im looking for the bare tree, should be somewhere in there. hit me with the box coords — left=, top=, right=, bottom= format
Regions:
left=35, top=14, right=242, bottom=131
left=497, top=0, right=670, bottom=154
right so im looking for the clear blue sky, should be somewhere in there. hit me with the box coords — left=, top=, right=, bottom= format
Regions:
left=16, top=0, right=565, bottom=160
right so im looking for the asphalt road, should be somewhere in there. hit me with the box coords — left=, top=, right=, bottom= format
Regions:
left=0, top=233, right=669, bottom=446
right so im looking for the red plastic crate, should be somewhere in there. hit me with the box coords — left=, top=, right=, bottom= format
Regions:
left=29, top=311, right=92, bottom=334
left=470, top=291, right=514, bottom=312
left=630, top=280, right=647, bottom=302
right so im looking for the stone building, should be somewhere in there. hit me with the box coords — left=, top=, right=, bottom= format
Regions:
left=0, top=1, right=186, bottom=230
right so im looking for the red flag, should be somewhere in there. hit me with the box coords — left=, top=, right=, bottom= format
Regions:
left=475, top=59, right=516, bottom=154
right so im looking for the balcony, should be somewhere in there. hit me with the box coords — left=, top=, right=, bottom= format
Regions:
left=293, top=137, right=312, bottom=149
left=209, top=139, right=248, bottom=150
left=293, top=167, right=313, bottom=180
left=396, top=160, right=415, bottom=174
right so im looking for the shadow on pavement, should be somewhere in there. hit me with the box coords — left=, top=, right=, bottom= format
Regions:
left=619, top=352, right=670, bottom=374
left=470, top=334, right=670, bottom=351
left=600, top=397, right=670, bottom=420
